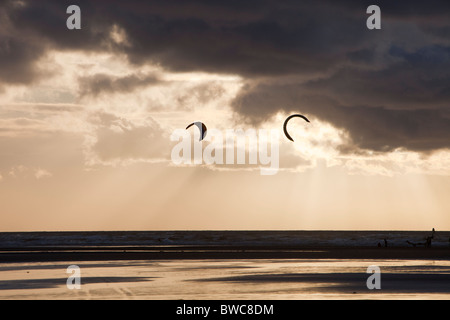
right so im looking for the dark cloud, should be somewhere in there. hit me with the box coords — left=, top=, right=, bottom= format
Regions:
left=78, top=73, right=160, bottom=97
left=1, top=0, right=449, bottom=153
left=0, top=0, right=374, bottom=81
left=229, top=43, right=450, bottom=152
left=303, top=45, right=450, bottom=109
left=232, top=83, right=450, bottom=152
left=3, top=0, right=450, bottom=79
left=0, top=37, right=44, bottom=85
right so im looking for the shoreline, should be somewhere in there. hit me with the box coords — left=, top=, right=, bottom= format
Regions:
left=1, top=246, right=450, bottom=262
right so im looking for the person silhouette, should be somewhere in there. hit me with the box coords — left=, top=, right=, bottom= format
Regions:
left=425, top=228, right=435, bottom=248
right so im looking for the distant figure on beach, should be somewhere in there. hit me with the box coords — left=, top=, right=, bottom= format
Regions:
left=427, top=228, right=435, bottom=239
left=383, top=238, right=388, bottom=247
left=425, top=228, right=435, bottom=248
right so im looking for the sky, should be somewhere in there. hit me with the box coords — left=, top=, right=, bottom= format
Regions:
left=0, top=0, right=450, bottom=231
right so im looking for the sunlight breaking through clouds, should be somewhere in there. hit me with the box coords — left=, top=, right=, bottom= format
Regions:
left=0, top=49, right=449, bottom=176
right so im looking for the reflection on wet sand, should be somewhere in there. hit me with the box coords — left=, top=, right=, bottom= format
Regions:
left=1, top=259, right=450, bottom=299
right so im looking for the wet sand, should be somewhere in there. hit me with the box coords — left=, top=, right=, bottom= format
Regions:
left=1, top=246, right=450, bottom=299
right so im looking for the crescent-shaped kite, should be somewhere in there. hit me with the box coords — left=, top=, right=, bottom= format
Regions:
left=283, top=114, right=310, bottom=142
left=186, top=121, right=207, bottom=141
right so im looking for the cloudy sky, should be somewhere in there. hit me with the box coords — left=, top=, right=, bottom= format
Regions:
left=1, top=0, right=450, bottom=231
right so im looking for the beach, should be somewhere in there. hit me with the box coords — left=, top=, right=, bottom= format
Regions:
left=1, top=245, right=450, bottom=300
left=2, top=0, right=450, bottom=305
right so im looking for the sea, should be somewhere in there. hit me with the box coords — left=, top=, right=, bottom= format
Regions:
left=1, top=230, right=449, bottom=248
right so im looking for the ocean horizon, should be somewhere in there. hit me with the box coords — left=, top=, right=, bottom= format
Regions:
left=1, top=230, right=449, bottom=248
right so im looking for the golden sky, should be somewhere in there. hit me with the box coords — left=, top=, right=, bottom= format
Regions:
left=1, top=1, right=450, bottom=231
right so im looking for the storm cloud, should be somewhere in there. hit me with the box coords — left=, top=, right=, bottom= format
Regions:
left=78, top=73, right=160, bottom=97
left=1, top=0, right=449, bottom=153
